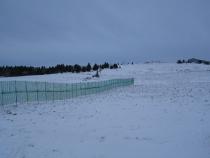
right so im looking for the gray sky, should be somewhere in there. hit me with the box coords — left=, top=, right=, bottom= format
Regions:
left=0, top=0, right=210, bottom=66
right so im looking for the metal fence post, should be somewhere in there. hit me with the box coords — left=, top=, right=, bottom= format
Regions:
left=53, top=83, right=55, bottom=102
left=65, top=83, right=67, bottom=99
left=1, top=82, right=3, bottom=106
left=15, top=81, right=18, bottom=106
left=25, top=81, right=29, bottom=104
left=59, top=84, right=62, bottom=100
left=71, top=84, right=73, bottom=98
left=94, top=82, right=96, bottom=93
left=76, top=83, right=77, bottom=97
left=85, top=82, right=87, bottom=95
left=36, top=82, right=39, bottom=104
left=45, top=82, right=47, bottom=102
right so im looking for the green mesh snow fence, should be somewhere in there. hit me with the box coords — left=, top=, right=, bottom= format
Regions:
left=0, top=78, right=134, bottom=106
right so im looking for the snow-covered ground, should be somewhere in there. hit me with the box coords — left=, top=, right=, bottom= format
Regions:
left=0, top=63, right=210, bottom=158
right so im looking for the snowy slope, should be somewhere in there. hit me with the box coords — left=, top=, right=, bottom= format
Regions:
left=0, top=63, right=210, bottom=158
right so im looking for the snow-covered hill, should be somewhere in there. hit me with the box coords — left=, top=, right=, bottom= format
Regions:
left=0, top=63, right=210, bottom=158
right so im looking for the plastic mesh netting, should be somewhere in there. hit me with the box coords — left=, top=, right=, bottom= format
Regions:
left=0, top=78, right=134, bottom=106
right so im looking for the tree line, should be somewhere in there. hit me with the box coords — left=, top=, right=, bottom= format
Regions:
left=177, top=58, right=210, bottom=65
left=0, top=62, right=119, bottom=77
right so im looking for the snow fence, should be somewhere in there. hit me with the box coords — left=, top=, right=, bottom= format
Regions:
left=0, top=78, right=134, bottom=106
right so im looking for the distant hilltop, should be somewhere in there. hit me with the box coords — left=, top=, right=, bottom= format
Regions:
left=177, top=58, right=210, bottom=65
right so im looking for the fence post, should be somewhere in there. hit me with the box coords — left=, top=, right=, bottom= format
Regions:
left=97, top=82, right=99, bottom=93
left=107, top=80, right=108, bottom=90
left=79, top=83, right=82, bottom=96
left=25, top=81, right=29, bottom=104
left=95, top=82, right=97, bottom=93
left=59, top=84, right=62, bottom=100
left=65, top=83, right=67, bottom=99
left=53, top=83, right=55, bottom=102
left=15, top=81, right=18, bottom=106
left=1, top=82, right=3, bottom=106
left=76, top=83, right=77, bottom=97
left=110, top=80, right=113, bottom=89
left=84, top=82, right=87, bottom=95
left=68, top=84, right=70, bottom=99
left=71, top=84, right=73, bottom=98
left=45, top=82, right=47, bottom=102
left=36, top=82, right=39, bottom=104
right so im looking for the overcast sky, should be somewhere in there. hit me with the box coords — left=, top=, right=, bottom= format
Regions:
left=0, top=0, right=210, bottom=66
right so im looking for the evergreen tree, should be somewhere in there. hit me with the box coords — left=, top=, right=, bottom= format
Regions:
left=86, top=63, right=91, bottom=72
left=81, top=66, right=87, bottom=72
left=113, top=64, right=118, bottom=69
left=73, top=64, right=81, bottom=73
left=177, top=60, right=182, bottom=64
left=93, top=64, right=99, bottom=71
